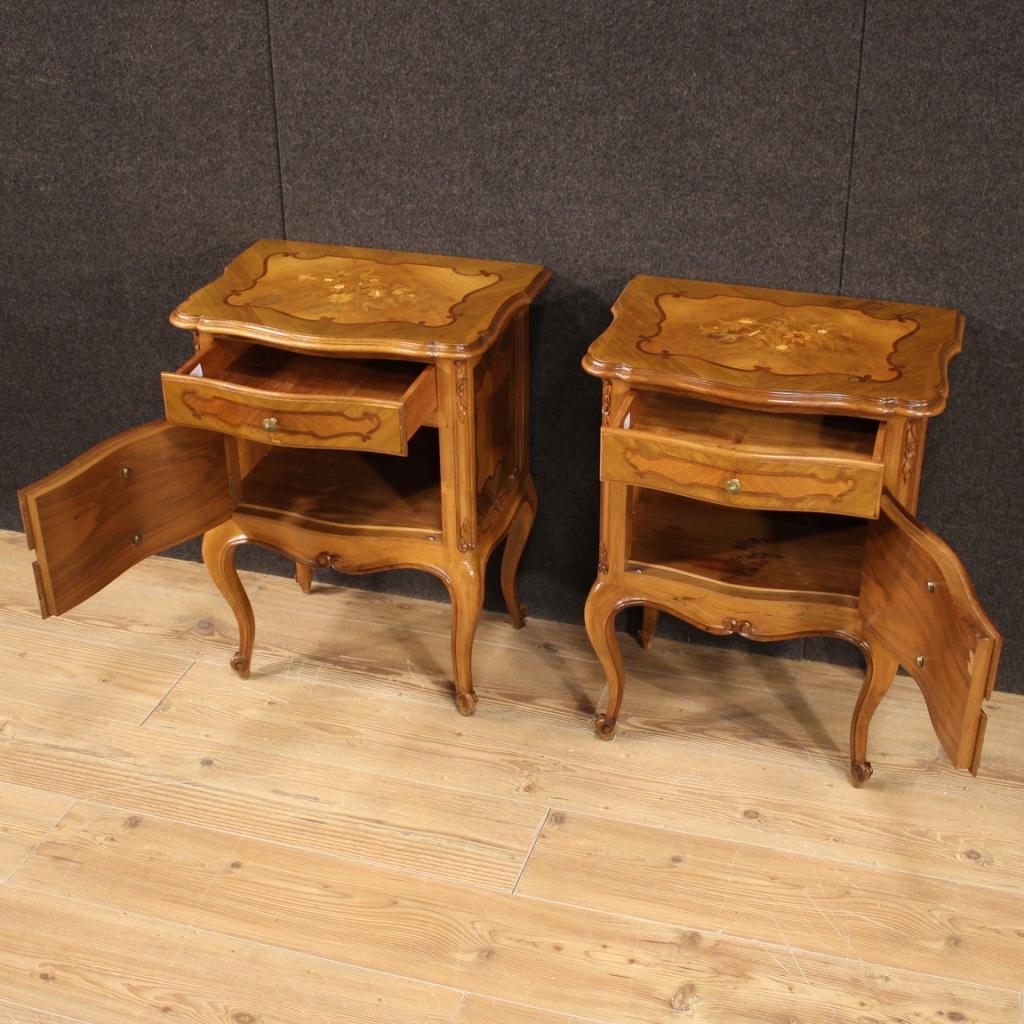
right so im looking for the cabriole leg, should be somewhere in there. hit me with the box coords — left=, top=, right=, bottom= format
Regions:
left=448, top=558, right=484, bottom=715
left=850, top=642, right=900, bottom=787
left=500, top=479, right=538, bottom=629
left=585, top=580, right=627, bottom=739
left=202, top=520, right=255, bottom=679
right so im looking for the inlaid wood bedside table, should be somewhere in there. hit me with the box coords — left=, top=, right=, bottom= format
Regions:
left=18, top=239, right=550, bottom=715
left=582, top=276, right=1001, bottom=785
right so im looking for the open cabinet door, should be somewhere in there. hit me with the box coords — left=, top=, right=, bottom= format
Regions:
left=18, top=421, right=233, bottom=617
left=860, top=492, right=1002, bottom=775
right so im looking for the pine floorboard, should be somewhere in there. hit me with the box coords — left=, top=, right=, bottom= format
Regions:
left=0, top=529, right=1021, bottom=1023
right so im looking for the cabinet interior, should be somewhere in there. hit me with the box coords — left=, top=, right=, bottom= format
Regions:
left=236, top=429, right=443, bottom=535
left=629, top=489, right=866, bottom=599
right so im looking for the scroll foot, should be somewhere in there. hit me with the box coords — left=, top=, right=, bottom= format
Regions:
left=595, top=714, right=617, bottom=740
left=230, top=653, right=251, bottom=680
left=455, top=691, right=478, bottom=716
left=851, top=761, right=873, bottom=788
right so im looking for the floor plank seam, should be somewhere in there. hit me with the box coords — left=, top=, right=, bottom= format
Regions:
left=1, top=799, right=77, bottom=887
left=137, top=656, right=197, bottom=727
left=10, top=796, right=530, bottom=897
left=448, top=990, right=466, bottom=1024
left=11, top=717, right=1019, bottom=897
left=511, top=806, right=551, bottom=895
left=507, top=889, right=1020, bottom=996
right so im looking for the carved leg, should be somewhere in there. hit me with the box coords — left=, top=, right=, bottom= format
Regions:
left=585, top=580, right=627, bottom=739
left=295, top=561, right=313, bottom=594
left=202, top=520, right=255, bottom=679
left=850, top=642, right=900, bottom=787
left=639, top=606, right=658, bottom=649
left=448, top=558, right=484, bottom=715
left=500, top=480, right=538, bottom=629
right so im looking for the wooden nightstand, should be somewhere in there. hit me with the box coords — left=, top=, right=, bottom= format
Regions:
left=18, top=239, right=550, bottom=715
left=582, top=276, right=1001, bottom=785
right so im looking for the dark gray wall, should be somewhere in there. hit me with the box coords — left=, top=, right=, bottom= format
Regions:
left=3, top=1, right=1020, bottom=691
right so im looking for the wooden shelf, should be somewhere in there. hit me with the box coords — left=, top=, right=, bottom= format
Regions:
left=628, top=390, right=881, bottom=461
left=629, top=489, right=866, bottom=598
left=237, top=429, right=442, bottom=535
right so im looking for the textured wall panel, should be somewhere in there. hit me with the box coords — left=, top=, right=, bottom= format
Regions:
left=1, top=1, right=283, bottom=531
left=810, top=1, right=1023, bottom=689
left=268, top=0, right=865, bottom=659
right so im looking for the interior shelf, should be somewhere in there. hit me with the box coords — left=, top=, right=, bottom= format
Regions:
left=237, top=429, right=442, bottom=534
left=627, top=389, right=881, bottom=460
left=629, top=489, right=866, bottom=598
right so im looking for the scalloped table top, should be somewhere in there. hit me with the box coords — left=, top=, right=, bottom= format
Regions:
left=171, top=239, right=550, bottom=359
left=583, top=276, right=964, bottom=418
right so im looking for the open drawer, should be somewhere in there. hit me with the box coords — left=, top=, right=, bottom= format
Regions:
left=602, top=389, right=885, bottom=518
left=162, top=339, right=437, bottom=455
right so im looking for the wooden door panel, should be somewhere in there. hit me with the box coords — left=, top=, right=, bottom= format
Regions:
left=18, top=421, right=232, bottom=617
left=861, top=492, right=1001, bottom=772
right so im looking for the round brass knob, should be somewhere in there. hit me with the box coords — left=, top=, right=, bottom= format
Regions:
left=131, top=533, right=142, bottom=546
left=915, top=654, right=925, bottom=668
left=120, top=465, right=132, bottom=479
left=725, top=478, right=742, bottom=494
left=262, top=417, right=279, bottom=432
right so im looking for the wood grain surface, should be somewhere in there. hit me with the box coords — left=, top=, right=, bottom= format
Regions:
left=583, top=276, right=964, bottom=417
left=170, top=238, right=551, bottom=358
left=0, top=530, right=1021, bottom=1023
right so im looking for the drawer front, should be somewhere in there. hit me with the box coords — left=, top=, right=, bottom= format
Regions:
left=162, top=364, right=436, bottom=455
left=601, top=427, right=883, bottom=518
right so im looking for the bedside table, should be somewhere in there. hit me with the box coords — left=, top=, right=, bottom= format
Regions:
left=582, top=276, right=1001, bottom=785
left=18, top=239, right=551, bottom=715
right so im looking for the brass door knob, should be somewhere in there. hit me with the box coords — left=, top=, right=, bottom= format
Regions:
left=724, top=478, right=742, bottom=494
left=262, top=416, right=279, bottom=432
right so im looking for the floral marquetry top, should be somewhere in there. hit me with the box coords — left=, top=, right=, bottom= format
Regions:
left=172, top=239, right=550, bottom=359
left=583, top=276, right=965, bottom=417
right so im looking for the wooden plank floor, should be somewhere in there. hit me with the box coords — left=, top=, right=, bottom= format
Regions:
left=0, top=528, right=1021, bottom=1023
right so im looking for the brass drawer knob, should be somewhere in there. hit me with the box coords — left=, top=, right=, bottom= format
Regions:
left=724, top=478, right=742, bottom=494
left=915, top=654, right=925, bottom=668
left=262, top=416, right=279, bottom=432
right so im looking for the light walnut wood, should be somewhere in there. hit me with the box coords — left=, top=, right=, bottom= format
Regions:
left=861, top=493, right=1001, bottom=773
left=18, top=421, right=233, bottom=617
left=603, top=424, right=883, bottom=517
left=584, top=276, right=964, bottom=417
left=583, top=275, right=1000, bottom=784
left=20, top=243, right=548, bottom=714
left=171, top=238, right=551, bottom=359
left=163, top=343, right=437, bottom=454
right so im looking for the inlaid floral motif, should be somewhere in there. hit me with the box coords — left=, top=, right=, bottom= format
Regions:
left=638, top=294, right=918, bottom=382
left=226, top=253, right=499, bottom=327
